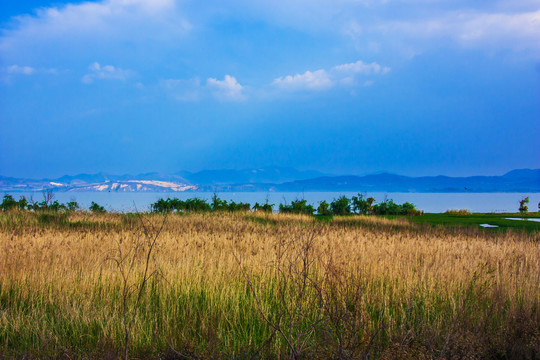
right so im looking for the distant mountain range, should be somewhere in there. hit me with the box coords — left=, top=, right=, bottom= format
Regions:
left=275, top=169, right=540, bottom=192
left=176, top=167, right=328, bottom=185
left=0, top=168, right=538, bottom=193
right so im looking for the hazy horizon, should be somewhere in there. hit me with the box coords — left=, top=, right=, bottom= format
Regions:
left=1, top=0, right=539, bottom=179
left=2, top=166, right=539, bottom=181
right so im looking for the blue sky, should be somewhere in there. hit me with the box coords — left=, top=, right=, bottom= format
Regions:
left=1, top=0, right=539, bottom=178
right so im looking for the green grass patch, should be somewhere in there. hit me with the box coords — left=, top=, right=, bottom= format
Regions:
left=407, top=212, right=540, bottom=232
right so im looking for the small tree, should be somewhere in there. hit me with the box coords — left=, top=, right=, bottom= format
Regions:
left=48, top=200, right=67, bottom=212
left=0, top=194, right=17, bottom=211
left=253, top=199, right=274, bottom=213
left=291, top=199, right=315, bottom=215
left=211, top=193, right=228, bottom=211
left=351, top=194, right=375, bottom=215
left=90, top=201, right=107, bottom=214
left=42, top=189, right=55, bottom=208
left=317, top=200, right=331, bottom=216
left=66, top=201, right=80, bottom=211
left=17, top=196, right=28, bottom=211
left=280, top=199, right=315, bottom=215
left=330, top=196, right=351, bottom=216
left=519, top=197, right=529, bottom=214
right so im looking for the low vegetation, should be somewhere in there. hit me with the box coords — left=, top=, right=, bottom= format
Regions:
left=150, top=194, right=423, bottom=217
left=444, top=209, right=471, bottom=215
left=0, top=206, right=539, bottom=359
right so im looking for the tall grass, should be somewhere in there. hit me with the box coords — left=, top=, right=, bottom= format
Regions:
left=0, top=211, right=538, bottom=358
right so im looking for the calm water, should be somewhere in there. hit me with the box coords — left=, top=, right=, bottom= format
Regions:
left=6, top=191, right=540, bottom=213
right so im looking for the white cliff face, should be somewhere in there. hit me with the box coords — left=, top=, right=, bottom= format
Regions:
left=0, top=179, right=198, bottom=192
left=125, top=180, right=196, bottom=191
left=68, top=181, right=198, bottom=192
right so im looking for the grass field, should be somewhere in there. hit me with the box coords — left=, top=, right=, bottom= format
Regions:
left=0, top=210, right=539, bottom=359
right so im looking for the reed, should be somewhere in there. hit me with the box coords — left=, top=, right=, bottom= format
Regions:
left=0, top=211, right=538, bottom=358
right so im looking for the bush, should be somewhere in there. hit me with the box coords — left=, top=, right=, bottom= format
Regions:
left=152, top=196, right=253, bottom=214
left=89, top=201, right=106, bottom=214
left=372, top=198, right=421, bottom=216
left=226, top=201, right=251, bottom=212
left=184, top=198, right=211, bottom=212
left=253, top=199, right=273, bottom=213
left=211, top=193, right=228, bottom=211
left=151, top=198, right=175, bottom=213
left=351, top=194, right=375, bottom=215
left=317, top=200, right=331, bottom=216
left=48, top=200, right=67, bottom=212
left=445, top=209, right=471, bottom=215
left=1, top=194, right=18, bottom=211
left=1, top=194, right=73, bottom=212
left=279, top=199, right=315, bottom=215
left=330, top=196, right=351, bottom=215
left=519, top=197, right=529, bottom=214
left=66, top=201, right=80, bottom=211
left=17, top=196, right=28, bottom=211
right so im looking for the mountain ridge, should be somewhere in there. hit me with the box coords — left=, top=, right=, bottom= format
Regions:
left=0, top=168, right=538, bottom=193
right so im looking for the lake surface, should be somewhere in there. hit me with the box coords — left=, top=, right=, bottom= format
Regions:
left=6, top=191, right=540, bottom=213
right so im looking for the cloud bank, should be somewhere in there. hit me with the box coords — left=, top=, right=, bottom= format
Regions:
left=207, top=75, right=245, bottom=101
left=273, top=60, right=390, bottom=91
left=81, top=62, right=132, bottom=84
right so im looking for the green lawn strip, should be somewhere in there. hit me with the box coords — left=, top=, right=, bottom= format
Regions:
left=406, top=213, right=540, bottom=232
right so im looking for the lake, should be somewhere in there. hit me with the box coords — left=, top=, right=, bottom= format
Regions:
left=6, top=191, right=540, bottom=213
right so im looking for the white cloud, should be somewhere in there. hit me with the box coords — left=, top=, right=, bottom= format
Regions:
left=333, top=60, right=390, bottom=74
left=457, top=11, right=540, bottom=46
left=207, top=75, right=245, bottom=101
left=0, top=0, right=190, bottom=57
left=81, top=62, right=132, bottom=84
left=272, top=69, right=334, bottom=91
left=161, top=75, right=245, bottom=102
left=225, top=1, right=540, bottom=56
left=273, top=60, right=389, bottom=91
left=2, top=64, right=58, bottom=79
left=6, top=65, right=35, bottom=75
left=377, top=10, right=540, bottom=55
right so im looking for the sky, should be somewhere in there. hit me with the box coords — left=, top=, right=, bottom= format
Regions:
left=0, top=0, right=539, bottom=179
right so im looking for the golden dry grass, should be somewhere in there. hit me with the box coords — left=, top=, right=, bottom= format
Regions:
left=0, top=211, right=539, bottom=358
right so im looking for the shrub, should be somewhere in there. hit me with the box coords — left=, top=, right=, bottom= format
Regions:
left=330, top=196, right=351, bottom=215
left=519, top=197, right=529, bottom=214
left=317, top=200, right=331, bottom=216
left=48, top=200, right=67, bottom=212
left=401, top=202, right=423, bottom=216
left=89, top=201, right=107, bottom=214
left=445, top=209, right=471, bottom=215
left=253, top=199, right=274, bottom=213
left=226, top=201, right=251, bottom=212
left=1, top=194, right=18, bottom=211
left=151, top=197, right=212, bottom=213
left=351, top=194, right=375, bottom=215
left=66, top=201, right=80, bottom=211
left=151, top=198, right=173, bottom=213
left=372, top=198, right=421, bottom=216
left=373, top=199, right=401, bottom=215
left=279, top=199, right=315, bottom=215
left=211, top=193, right=228, bottom=211
left=184, top=198, right=211, bottom=212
